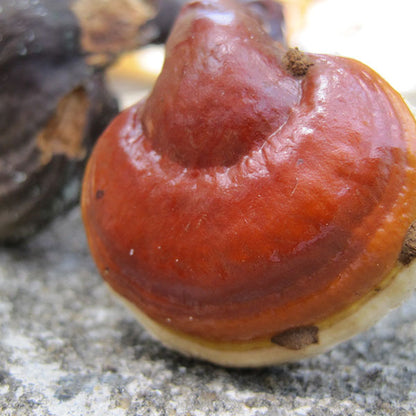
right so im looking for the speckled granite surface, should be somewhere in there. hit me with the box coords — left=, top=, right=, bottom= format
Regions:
left=0, top=207, right=415, bottom=416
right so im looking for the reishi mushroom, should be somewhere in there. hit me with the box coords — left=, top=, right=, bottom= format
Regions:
left=82, top=0, right=416, bottom=366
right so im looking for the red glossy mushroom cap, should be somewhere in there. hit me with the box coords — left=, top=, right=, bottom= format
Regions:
left=82, top=0, right=416, bottom=365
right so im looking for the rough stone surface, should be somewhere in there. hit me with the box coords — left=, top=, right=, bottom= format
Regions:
left=0, top=207, right=415, bottom=416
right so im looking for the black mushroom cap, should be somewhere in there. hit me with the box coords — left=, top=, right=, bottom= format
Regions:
left=0, top=0, right=158, bottom=244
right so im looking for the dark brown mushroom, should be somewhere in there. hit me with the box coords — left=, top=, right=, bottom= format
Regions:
left=0, top=0, right=162, bottom=243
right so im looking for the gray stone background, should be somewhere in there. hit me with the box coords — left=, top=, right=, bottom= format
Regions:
left=0, top=207, right=415, bottom=416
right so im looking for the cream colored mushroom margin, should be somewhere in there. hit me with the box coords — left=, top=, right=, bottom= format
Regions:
left=108, top=258, right=416, bottom=367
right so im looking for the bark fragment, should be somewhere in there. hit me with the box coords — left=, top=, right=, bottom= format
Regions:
left=271, top=326, right=319, bottom=350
